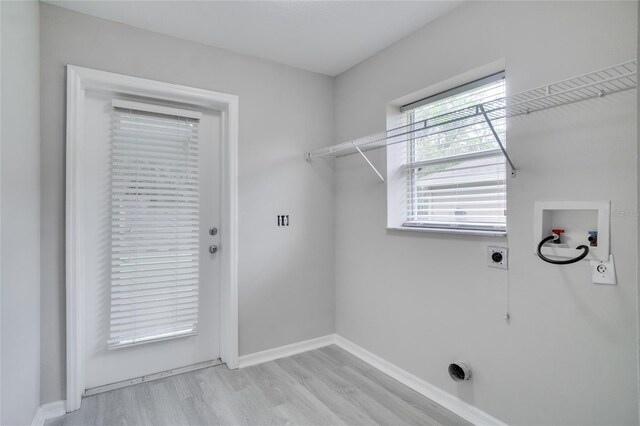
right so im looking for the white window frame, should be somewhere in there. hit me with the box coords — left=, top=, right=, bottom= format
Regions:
left=65, top=65, right=239, bottom=412
left=386, top=72, right=507, bottom=237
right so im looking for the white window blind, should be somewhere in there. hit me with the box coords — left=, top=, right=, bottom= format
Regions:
left=109, top=104, right=200, bottom=349
left=404, top=74, right=507, bottom=233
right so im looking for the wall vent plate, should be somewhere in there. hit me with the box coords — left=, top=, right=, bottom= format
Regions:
left=488, top=246, right=508, bottom=269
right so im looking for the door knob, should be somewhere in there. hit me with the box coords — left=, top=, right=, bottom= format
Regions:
left=209, top=245, right=218, bottom=254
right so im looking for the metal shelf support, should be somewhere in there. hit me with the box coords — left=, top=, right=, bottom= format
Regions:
left=478, top=104, right=516, bottom=177
left=353, top=142, right=385, bottom=182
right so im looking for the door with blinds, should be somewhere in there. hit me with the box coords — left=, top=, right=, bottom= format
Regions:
left=83, top=91, right=221, bottom=391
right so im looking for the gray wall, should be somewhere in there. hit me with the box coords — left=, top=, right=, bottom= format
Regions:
left=39, top=3, right=335, bottom=404
left=35, top=2, right=640, bottom=423
left=1, top=1, right=41, bottom=424
left=333, top=1, right=638, bottom=425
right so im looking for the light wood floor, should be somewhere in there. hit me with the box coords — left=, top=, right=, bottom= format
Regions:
left=48, top=345, right=471, bottom=426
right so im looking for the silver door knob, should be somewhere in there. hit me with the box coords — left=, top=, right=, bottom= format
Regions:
left=209, top=245, right=218, bottom=254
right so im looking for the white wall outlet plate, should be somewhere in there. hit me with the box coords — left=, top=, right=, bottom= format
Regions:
left=488, top=246, right=508, bottom=269
left=590, top=254, right=616, bottom=285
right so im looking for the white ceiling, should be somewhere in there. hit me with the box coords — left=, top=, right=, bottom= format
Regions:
left=44, top=0, right=462, bottom=76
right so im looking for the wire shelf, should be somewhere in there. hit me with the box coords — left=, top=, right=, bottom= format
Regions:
left=507, top=60, right=636, bottom=116
left=305, top=60, right=637, bottom=161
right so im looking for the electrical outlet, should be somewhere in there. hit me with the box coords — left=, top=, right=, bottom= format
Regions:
left=590, top=254, right=616, bottom=285
left=277, top=215, right=290, bottom=227
left=488, top=246, right=508, bottom=269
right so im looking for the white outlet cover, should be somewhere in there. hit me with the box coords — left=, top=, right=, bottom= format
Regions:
left=488, top=246, right=508, bottom=269
left=590, top=254, right=616, bottom=285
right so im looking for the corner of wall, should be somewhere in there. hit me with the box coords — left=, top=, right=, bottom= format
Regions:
left=636, top=2, right=640, bottom=420
left=1, top=0, right=42, bottom=424
left=330, top=74, right=339, bottom=335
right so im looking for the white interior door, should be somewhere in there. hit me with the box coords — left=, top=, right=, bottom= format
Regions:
left=83, top=90, right=221, bottom=390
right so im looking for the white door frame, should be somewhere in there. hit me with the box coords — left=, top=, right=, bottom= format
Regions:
left=65, top=65, right=239, bottom=412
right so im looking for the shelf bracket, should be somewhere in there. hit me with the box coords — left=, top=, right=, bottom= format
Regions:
left=478, top=104, right=517, bottom=177
left=353, top=142, right=385, bottom=182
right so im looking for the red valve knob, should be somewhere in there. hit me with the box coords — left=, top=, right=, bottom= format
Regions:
left=551, top=229, right=565, bottom=235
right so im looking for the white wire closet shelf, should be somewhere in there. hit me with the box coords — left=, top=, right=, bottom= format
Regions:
left=305, top=60, right=637, bottom=176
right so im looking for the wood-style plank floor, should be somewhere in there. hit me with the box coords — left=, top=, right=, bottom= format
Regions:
left=47, top=345, right=471, bottom=426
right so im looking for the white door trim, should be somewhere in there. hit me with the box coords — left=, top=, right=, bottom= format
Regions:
left=65, top=65, right=239, bottom=412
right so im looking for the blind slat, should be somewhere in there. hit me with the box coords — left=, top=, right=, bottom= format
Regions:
left=108, top=326, right=196, bottom=347
left=112, top=280, right=198, bottom=292
left=111, top=313, right=199, bottom=330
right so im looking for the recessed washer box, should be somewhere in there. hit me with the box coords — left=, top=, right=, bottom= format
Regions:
left=533, top=201, right=610, bottom=262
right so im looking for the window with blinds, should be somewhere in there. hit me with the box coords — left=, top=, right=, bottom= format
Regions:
left=403, top=74, right=507, bottom=233
left=109, top=103, right=200, bottom=349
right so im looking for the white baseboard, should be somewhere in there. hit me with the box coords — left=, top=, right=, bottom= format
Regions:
left=334, top=335, right=507, bottom=426
left=31, top=400, right=66, bottom=426
left=238, top=334, right=335, bottom=368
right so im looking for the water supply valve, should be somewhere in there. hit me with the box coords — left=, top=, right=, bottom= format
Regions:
left=551, top=228, right=565, bottom=244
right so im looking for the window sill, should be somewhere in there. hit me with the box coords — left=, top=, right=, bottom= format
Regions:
left=387, top=226, right=507, bottom=237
